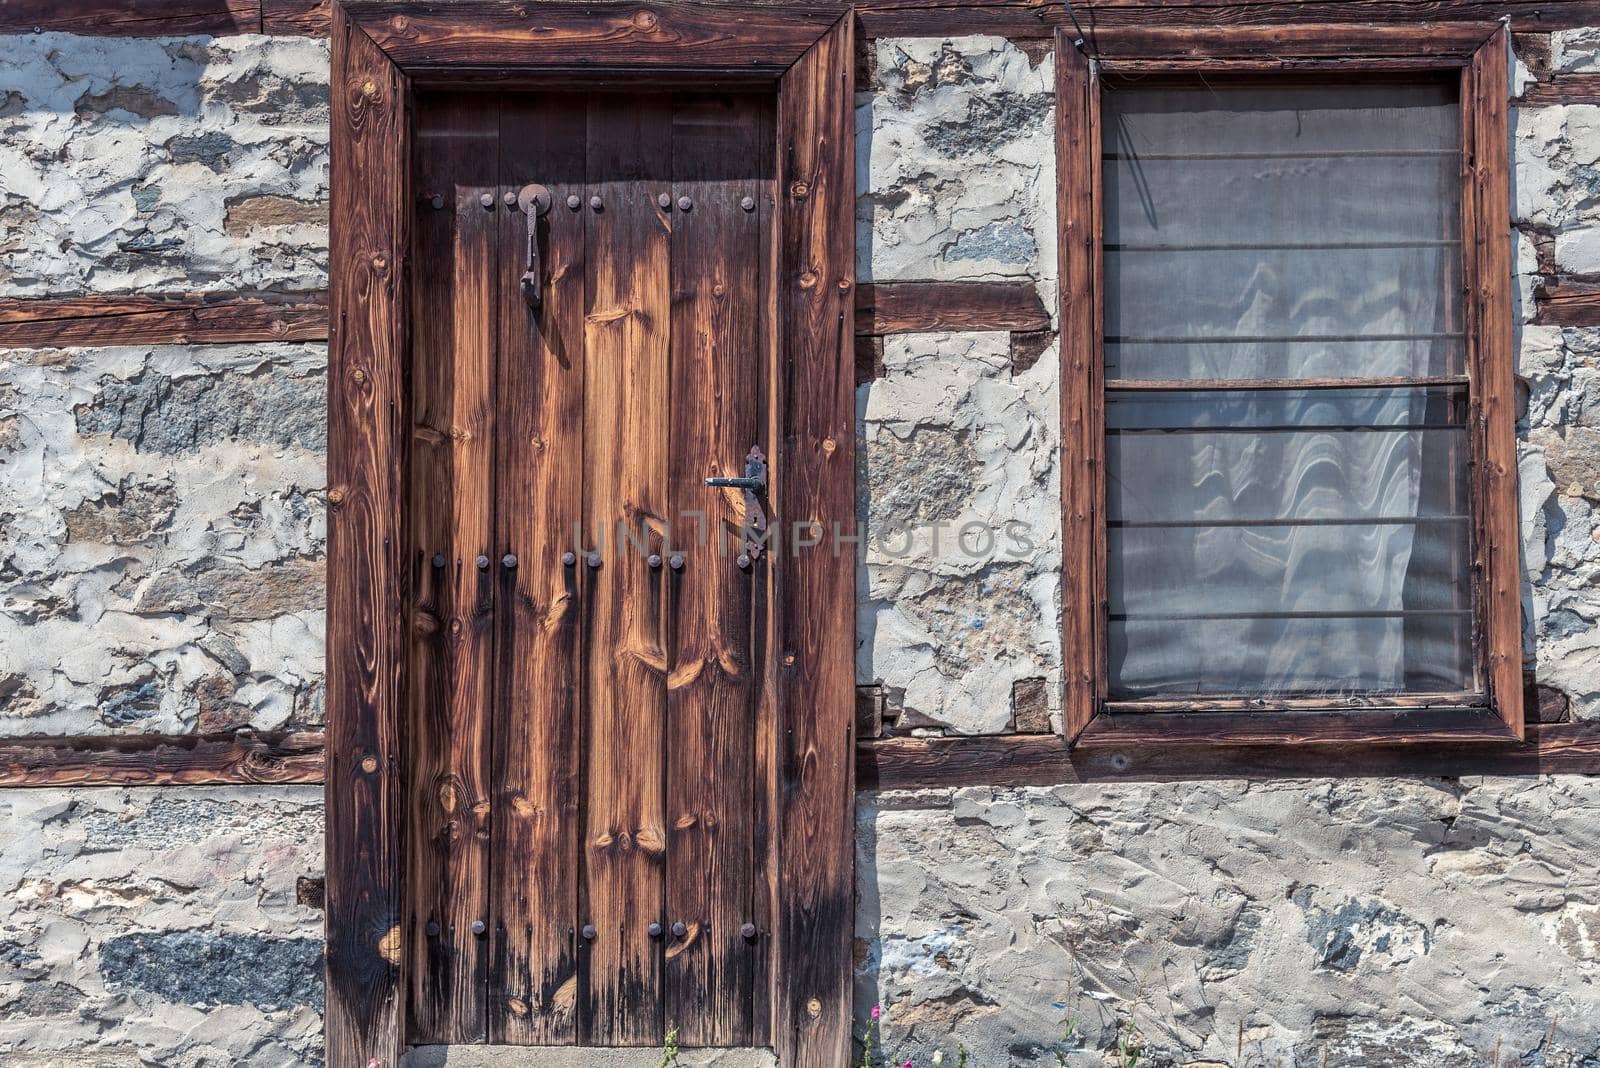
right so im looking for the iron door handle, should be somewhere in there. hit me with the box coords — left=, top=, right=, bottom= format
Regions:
left=705, top=446, right=768, bottom=560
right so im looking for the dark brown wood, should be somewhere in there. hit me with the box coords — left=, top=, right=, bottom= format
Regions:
left=1465, top=25, right=1525, bottom=739
left=774, top=18, right=855, bottom=1068
left=325, top=8, right=411, bottom=1068
left=1056, top=30, right=1102, bottom=744
left=405, top=92, right=497, bottom=1044
left=1534, top=279, right=1600, bottom=326
left=263, top=0, right=329, bottom=32
left=344, top=1, right=842, bottom=76
left=1514, top=74, right=1600, bottom=105
left=0, top=0, right=257, bottom=34
left=0, top=731, right=323, bottom=787
left=1088, top=23, right=1497, bottom=62
left=854, top=280, right=1050, bottom=336
left=859, top=720, right=1600, bottom=789
left=664, top=94, right=772, bottom=1048
left=579, top=95, right=672, bottom=1047
left=857, top=2, right=1600, bottom=38
left=0, top=292, right=329, bottom=348
left=31, top=0, right=1600, bottom=39
left=487, top=92, right=587, bottom=1048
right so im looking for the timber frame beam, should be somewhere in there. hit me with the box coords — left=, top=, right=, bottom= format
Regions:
left=323, top=3, right=854, bottom=1065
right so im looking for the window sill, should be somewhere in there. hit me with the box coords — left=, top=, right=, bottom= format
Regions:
left=1072, top=704, right=1517, bottom=750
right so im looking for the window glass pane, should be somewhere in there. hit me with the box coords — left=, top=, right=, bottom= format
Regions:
left=1100, top=78, right=1473, bottom=698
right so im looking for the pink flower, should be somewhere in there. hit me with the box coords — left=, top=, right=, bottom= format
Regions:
left=871, top=1005, right=882, bottom=1021
left=902, top=1061, right=913, bottom=1068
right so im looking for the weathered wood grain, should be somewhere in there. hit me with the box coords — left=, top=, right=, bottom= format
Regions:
left=0, top=731, right=323, bottom=787
left=859, top=721, right=1600, bottom=789
left=664, top=94, right=770, bottom=1048
left=487, top=92, right=587, bottom=1048
left=1534, top=280, right=1600, bottom=326
left=854, top=280, right=1050, bottom=336
left=1055, top=31, right=1103, bottom=743
left=773, top=18, right=856, bottom=1068
left=579, top=95, right=672, bottom=1047
left=344, top=1, right=839, bottom=74
left=405, top=92, right=497, bottom=1044
left=0, top=292, right=329, bottom=348
left=0, top=0, right=257, bottom=34
left=325, top=9, right=410, bottom=1068
left=1466, top=26, right=1525, bottom=739
left=26, top=0, right=1600, bottom=39
left=1514, top=73, right=1600, bottom=106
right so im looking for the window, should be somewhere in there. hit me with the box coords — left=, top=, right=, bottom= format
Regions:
left=1057, top=26, right=1522, bottom=745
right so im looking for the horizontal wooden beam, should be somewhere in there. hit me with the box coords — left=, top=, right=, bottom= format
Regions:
left=855, top=280, right=1050, bottom=336
left=0, top=731, right=326, bottom=787
left=9, top=0, right=1586, bottom=40
left=0, top=0, right=259, bottom=35
left=1514, top=73, right=1600, bottom=106
left=1534, top=279, right=1600, bottom=327
left=10, top=719, right=1598, bottom=789
left=0, top=291, right=330, bottom=348
left=0, top=282, right=1054, bottom=350
left=859, top=720, right=1600, bottom=789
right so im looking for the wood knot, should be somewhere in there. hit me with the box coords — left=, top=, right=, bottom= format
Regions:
left=351, top=367, right=367, bottom=384
left=807, top=997, right=822, bottom=1017
left=327, top=489, right=345, bottom=506
left=789, top=181, right=809, bottom=199
left=632, top=9, right=658, bottom=29
left=361, top=79, right=380, bottom=102
left=821, top=437, right=836, bottom=455
left=836, top=278, right=852, bottom=291
left=390, top=14, right=409, bottom=31
left=799, top=270, right=818, bottom=290
left=378, top=925, right=402, bottom=966
left=360, top=755, right=379, bottom=774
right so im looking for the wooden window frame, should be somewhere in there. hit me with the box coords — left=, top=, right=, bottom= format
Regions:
left=325, top=4, right=855, bottom=1066
left=1056, top=24, right=1523, bottom=748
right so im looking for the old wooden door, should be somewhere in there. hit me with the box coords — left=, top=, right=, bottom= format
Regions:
left=406, top=90, right=776, bottom=1049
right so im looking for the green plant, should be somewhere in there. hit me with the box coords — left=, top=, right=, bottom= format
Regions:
left=659, top=1026, right=681, bottom=1068
left=1053, top=1017, right=1077, bottom=1067
left=1114, top=1016, right=1144, bottom=1068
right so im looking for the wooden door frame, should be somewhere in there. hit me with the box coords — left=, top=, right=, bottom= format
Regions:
left=326, top=4, right=855, bottom=1066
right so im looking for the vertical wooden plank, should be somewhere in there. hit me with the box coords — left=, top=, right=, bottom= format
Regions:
left=325, top=9, right=409, bottom=1067
left=580, top=94, right=673, bottom=1047
left=405, top=93, right=497, bottom=1045
left=1465, top=26, right=1525, bottom=738
left=1056, top=32, right=1103, bottom=742
left=748, top=97, right=779, bottom=1054
left=773, top=19, right=856, bottom=1068
left=664, top=94, right=770, bottom=1047
left=490, top=92, right=588, bottom=1045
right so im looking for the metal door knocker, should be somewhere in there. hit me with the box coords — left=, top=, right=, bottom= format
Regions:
left=517, top=183, right=552, bottom=310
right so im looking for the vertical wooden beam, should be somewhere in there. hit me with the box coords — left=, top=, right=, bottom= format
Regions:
left=1464, top=25, right=1524, bottom=739
left=326, top=6, right=410, bottom=1067
left=773, top=18, right=855, bottom=1068
left=1056, top=31, right=1103, bottom=742
left=489, top=92, right=587, bottom=1047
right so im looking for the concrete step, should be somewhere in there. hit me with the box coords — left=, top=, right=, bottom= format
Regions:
left=402, top=1047, right=778, bottom=1068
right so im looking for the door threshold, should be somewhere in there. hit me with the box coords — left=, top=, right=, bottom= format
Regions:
left=402, top=1047, right=778, bottom=1068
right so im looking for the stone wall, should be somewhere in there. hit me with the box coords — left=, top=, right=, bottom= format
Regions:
left=0, top=787, right=326, bottom=1067
left=0, top=24, right=1598, bottom=1068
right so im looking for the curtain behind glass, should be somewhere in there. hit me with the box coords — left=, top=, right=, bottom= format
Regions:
left=1101, top=79, right=1473, bottom=698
